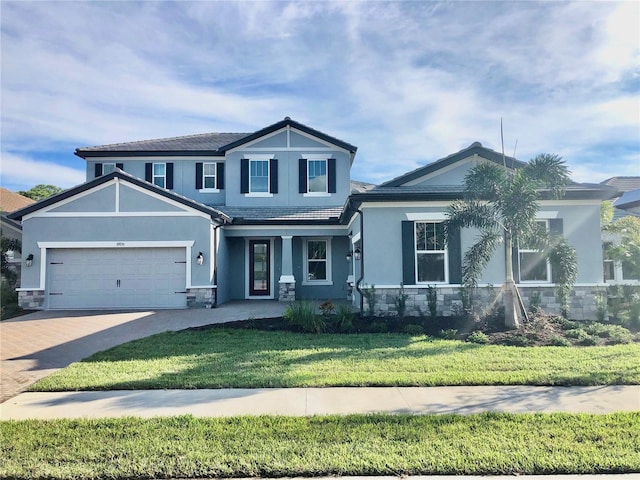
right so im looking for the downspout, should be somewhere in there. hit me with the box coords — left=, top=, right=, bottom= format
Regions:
left=212, top=222, right=220, bottom=308
left=354, top=208, right=365, bottom=312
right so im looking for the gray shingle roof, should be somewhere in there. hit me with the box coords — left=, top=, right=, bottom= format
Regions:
left=216, top=206, right=344, bottom=223
left=76, top=132, right=249, bottom=156
left=601, top=177, right=640, bottom=192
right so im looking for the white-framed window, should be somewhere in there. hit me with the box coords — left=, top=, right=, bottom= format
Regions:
left=519, top=220, right=551, bottom=283
left=250, top=159, right=269, bottom=193
left=307, top=159, right=327, bottom=193
left=102, top=163, right=117, bottom=174
left=415, top=222, right=448, bottom=283
left=304, top=238, right=332, bottom=285
left=203, top=162, right=217, bottom=190
left=153, top=163, right=166, bottom=189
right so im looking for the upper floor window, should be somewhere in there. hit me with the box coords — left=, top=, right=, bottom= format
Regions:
left=415, top=221, right=448, bottom=283
left=145, top=162, right=173, bottom=189
left=308, top=159, right=327, bottom=193
left=196, top=162, right=224, bottom=191
left=95, top=162, right=123, bottom=177
left=153, top=163, right=166, bottom=188
left=519, top=220, right=550, bottom=282
left=241, top=157, right=278, bottom=195
left=299, top=157, right=336, bottom=195
left=202, top=163, right=216, bottom=189
left=250, top=160, right=269, bottom=193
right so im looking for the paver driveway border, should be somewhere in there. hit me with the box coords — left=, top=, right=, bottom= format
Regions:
left=0, top=301, right=287, bottom=402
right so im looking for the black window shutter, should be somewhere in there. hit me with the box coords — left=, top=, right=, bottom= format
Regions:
left=240, top=159, right=249, bottom=193
left=145, top=163, right=152, bottom=183
left=166, top=163, right=174, bottom=189
left=195, top=163, right=203, bottom=189
left=116, top=163, right=124, bottom=171
left=401, top=221, right=416, bottom=285
left=549, top=219, right=564, bottom=283
left=216, top=163, right=225, bottom=190
left=299, top=158, right=307, bottom=193
left=447, top=225, right=462, bottom=284
left=270, top=158, right=278, bottom=194
left=328, top=158, right=337, bottom=193
left=95, top=163, right=103, bottom=177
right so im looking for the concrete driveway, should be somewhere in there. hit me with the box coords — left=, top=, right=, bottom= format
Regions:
left=0, top=301, right=287, bottom=403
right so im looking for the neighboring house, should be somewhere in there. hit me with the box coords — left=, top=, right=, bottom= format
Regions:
left=1, top=188, right=36, bottom=273
left=9, top=118, right=616, bottom=319
left=600, top=176, right=640, bottom=283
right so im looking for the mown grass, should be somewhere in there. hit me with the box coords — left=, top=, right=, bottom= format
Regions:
left=1, top=413, right=639, bottom=479
left=31, top=329, right=640, bottom=391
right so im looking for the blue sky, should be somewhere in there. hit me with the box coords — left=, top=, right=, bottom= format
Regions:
left=1, top=1, right=638, bottom=192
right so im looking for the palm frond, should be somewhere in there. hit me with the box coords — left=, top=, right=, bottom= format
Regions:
left=463, top=163, right=506, bottom=200
left=461, top=229, right=503, bottom=289
left=446, top=200, right=501, bottom=232
left=522, top=153, right=570, bottom=199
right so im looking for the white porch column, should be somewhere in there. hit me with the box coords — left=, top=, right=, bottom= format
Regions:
left=278, top=235, right=296, bottom=301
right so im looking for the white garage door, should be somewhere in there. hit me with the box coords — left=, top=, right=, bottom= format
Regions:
left=47, top=248, right=187, bottom=309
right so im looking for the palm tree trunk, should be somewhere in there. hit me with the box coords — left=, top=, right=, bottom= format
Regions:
left=504, top=232, right=522, bottom=329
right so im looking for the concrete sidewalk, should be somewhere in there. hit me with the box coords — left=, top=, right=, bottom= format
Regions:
left=2, top=385, right=639, bottom=420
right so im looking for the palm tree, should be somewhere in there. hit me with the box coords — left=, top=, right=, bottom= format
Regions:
left=446, top=153, right=578, bottom=328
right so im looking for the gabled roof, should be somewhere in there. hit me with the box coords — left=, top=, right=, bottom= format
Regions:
left=380, top=142, right=526, bottom=187
left=1, top=214, right=22, bottom=232
left=218, top=117, right=358, bottom=154
left=8, top=170, right=231, bottom=223
left=0, top=188, right=35, bottom=213
left=601, top=176, right=640, bottom=193
left=614, top=189, right=640, bottom=210
left=74, top=117, right=357, bottom=159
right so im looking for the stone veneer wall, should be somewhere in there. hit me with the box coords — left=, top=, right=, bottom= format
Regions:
left=186, top=287, right=216, bottom=308
left=18, top=290, right=45, bottom=309
left=278, top=282, right=296, bottom=302
left=365, top=285, right=602, bottom=321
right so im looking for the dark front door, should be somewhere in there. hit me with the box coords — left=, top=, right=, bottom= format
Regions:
left=249, top=240, right=270, bottom=296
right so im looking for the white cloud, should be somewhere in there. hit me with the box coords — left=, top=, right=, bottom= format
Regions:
left=0, top=152, right=85, bottom=191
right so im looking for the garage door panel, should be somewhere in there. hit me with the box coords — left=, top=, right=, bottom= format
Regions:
left=47, top=248, right=187, bottom=309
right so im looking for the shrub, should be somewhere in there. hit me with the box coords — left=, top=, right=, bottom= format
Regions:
left=426, top=285, right=437, bottom=318
left=394, top=283, right=409, bottom=319
left=319, top=300, right=335, bottom=318
left=528, top=291, right=542, bottom=314
left=466, top=331, right=489, bottom=344
left=595, top=289, right=608, bottom=322
left=557, top=317, right=578, bottom=330
left=334, top=304, right=354, bottom=333
left=370, top=320, right=388, bottom=333
left=438, top=329, right=458, bottom=340
left=605, top=326, right=634, bottom=345
left=402, top=323, right=424, bottom=335
left=548, top=335, right=571, bottom=347
left=565, top=328, right=589, bottom=340
left=362, top=284, right=378, bottom=318
left=578, top=335, right=599, bottom=346
left=506, top=334, right=530, bottom=347
left=284, top=301, right=326, bottom=333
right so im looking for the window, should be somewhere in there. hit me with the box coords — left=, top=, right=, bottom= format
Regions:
left=153, top=163, right=166, bottom=188
left=519, top=220, right=551, bottom=282
left=102, top=163, right=116, bottom=174
left=250, top=160, right=269, bottom=193
left=415, top=222, right=447, bottom=283
left=308, top=159, right=327, bottom=193
left=304, top=238, right=332, bottom=284
left=203, top=163, right=216, bottom=189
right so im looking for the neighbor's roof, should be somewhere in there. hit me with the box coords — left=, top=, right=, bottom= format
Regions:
left=0, top=188, right=35, bottom=213
left=75, top=117, right=357, bottom=158
left=380, top=142, right=527, bottom=187
left=614, top=189, right=640, bottom=210
left=601, top=176, right=640, bottom=192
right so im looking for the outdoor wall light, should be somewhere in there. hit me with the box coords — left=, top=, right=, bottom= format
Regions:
left=25, top=254, right=34, bottom=267
left=196, top=252, right=204, bottom=265
left=346, top=251, right=353, bottom=262
left=354, top=247, right=361, bottom=261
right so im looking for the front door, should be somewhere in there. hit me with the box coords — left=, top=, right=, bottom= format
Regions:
left=249, top=240, right=270, bottom=296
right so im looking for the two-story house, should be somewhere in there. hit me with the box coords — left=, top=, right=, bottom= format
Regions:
left=10, top=118, right=616, bottom=319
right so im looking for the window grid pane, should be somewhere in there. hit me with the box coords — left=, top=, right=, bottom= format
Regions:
left=416, top=222, right=446, bottom=282
left=308, top=160, right=327, bottom=193
left=250, top=160, right=269, bottom=193
left=203, top=163, right=216, bottom=189
left=519, top=251, right=548, bottom=282
left=306, top=240, right=328, bottom=281
left=103, top=163, right=116, bottom=174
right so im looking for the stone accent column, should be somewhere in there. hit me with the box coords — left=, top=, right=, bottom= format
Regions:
left=18, top=290, right=45, bottom=309
left=278, top=235, right=296, bottom=302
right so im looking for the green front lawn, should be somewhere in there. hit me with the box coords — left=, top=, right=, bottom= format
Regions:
left=2, top=413, right=638, bottom=479
left=31, top=329, right=640, bottom=391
